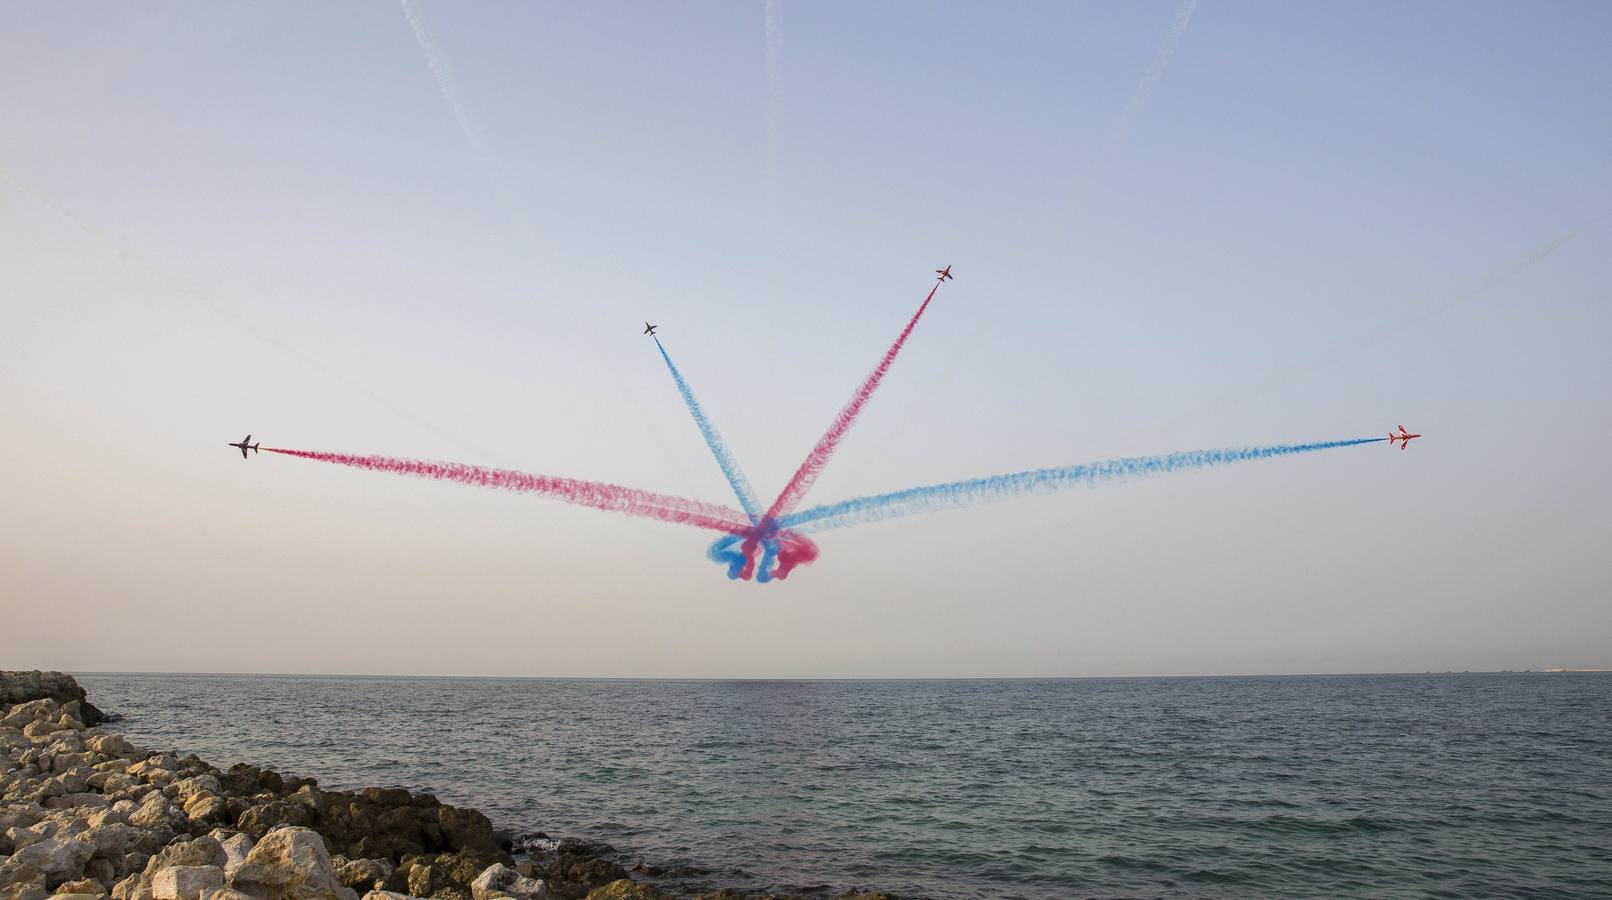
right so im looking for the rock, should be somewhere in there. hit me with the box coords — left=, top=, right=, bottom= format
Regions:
left=53, top=755, right=94, bottom=776
left=200, top=891, right=254, bottom=900
left=1, top=700, right=61, bottom=731
left=357, top=791, right=410, bottom=809
left=82, top=860, right=116, bottom=886
left=182, top=794, right=227, bottom=827
left=212, top=834, right=252, bottom=883
left=405, top=867, right=444, bottom=899
left=358, top=893, right=420, bottom=900
left=82, top=736, right=131, bottom=759
left=550, top=859, right=625, bottom=894
left=23, top=722, right=63, bottom=742
left=432, top=811, right=497, bottom=856
left=234, top=803, right=311, bottom=840
left=85, top=822, right=135, bottom=859
left=467, top=865, right=549, bottom=900
left=0, top=672, right=107, bottom=726
left=109, top=837, right=226, bottom=900
left=581, top=882, right=669, bottom=900
left=4, top=833, right=96, bottom=879
left=1, top=888, right=48, bottom=900
left=333, top=861, right=392, bottom=893
left=126, top=795, right=184, bottom=832
left=230, top=827, right=354, bottom=900
left=99, top=776, right=138, bottom=799
left=151, top=867, right=223, bottom=900
left=53, top=882, right=107, bottom=898
left=168, top=778, right=221, bottom=808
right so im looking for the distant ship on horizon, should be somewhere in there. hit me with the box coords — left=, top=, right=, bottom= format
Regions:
left=1543, top=667, right=1611, bottom=673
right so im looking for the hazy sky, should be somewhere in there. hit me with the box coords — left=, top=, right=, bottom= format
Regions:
left=2, top=1, right=1608, bottom=677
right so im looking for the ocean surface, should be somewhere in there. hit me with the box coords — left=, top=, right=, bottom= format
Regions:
left=78, top=673, right=1612, bottom=899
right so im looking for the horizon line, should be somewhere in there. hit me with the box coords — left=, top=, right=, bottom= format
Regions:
left=59, top=667, right=1611, bottom=682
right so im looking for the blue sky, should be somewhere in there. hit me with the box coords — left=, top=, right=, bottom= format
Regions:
left=1, top=1, right=1608, bottom=676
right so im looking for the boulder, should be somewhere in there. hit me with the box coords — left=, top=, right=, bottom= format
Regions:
left=109, top=837, right=226, bottom=900
left=151, top=868, right=223, bottom=900
left=333, top=861, right=392, bottom=893
left=0, top=673, right=106, bottom=726
left=82, top=860, right=116, bottom=886
left=466, top=865, right=549, bottom=900
left=581, top=883, right=669, bottom=900
left=82, top=736, right=131, bottom=759
left=200, top=891, right=255, bottom=900
left=432, top=811, right=497, bottom=856
left=182, top=794, right=227, bottom=828
left=84, top=822, right=136, bottom=859
left=358, top=893, right=420, bottom=900
left=404, top=867, right=444, bottom=899
left=230, top=827, right=355, bottom=900
left=4, top=833, right=96, bottom=880
left=126, top=795, right=184, bottom=833
left=548, top=859, right=624, bottom=894
left=234, top=803, right=311, bottom=840
left=212, top=834, right=252, bottom=883
left=168, top=778, right=221, bottom=808
left=1, top=700, right=61, bottom=731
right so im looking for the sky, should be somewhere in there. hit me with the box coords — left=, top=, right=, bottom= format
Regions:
left=1, top=1, right=1608, bottom=678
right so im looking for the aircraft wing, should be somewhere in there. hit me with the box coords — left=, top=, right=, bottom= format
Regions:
left=240, top=445, right=249, bottom=459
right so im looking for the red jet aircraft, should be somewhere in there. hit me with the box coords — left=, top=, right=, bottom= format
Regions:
left=934, top=265, right=953, bottom=282
left=1388, top=425, right=1422, bottom=450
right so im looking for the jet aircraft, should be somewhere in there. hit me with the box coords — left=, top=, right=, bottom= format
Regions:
left=1388, top=425, right=1421, bottom=450
left=228, top=434, right=260, bottom=459
left=935, top=265, right=953, bottom=282
left=643, top=322, right=658, bottom=336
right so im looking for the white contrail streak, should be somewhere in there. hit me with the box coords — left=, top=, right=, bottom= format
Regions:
left=765, top=0, right=783, bottom=221
left=400, top=0, right=506, bottom=197
left=1104, top=0, right=1198, bottom=160
left=0, top=163, right=504, bottom=463
left=1123, top=228, right=1582, bottom=448
left=1075, top=0, right=1198, bottom=202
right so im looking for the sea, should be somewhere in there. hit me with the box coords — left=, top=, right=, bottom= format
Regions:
left=77, top=673, right=1612, bottom=899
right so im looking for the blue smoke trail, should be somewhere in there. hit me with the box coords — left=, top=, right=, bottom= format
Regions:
left=653, top=336, right=776, bottom=576
left=652, top=336, right=762, bottom=521
left=777, top=437, right=1386, bottom=533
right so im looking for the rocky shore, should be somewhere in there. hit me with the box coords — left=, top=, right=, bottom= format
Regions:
left=0, top=673, right=893, bottom=900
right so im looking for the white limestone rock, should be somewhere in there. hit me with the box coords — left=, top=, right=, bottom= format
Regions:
left=468, top=864, right=551, bottom=900
left=152, top=866, right=224, bottom=900
left=229, top=827, right=355, bottom=900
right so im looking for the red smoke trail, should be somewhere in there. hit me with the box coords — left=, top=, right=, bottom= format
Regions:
left=760, top=278, right=944, bottom=526
left=264, top=448, right=753, bottom=534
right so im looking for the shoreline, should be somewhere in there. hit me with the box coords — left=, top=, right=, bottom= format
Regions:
left=1, top=671, right=897, bottom=900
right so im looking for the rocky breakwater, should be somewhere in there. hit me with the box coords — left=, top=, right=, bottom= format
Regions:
left=1, top=674, right=895, bottom=900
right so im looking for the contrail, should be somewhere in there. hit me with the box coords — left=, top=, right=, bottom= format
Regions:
left=776, top=436, right=1385, bottom=539
left=399, top=0, right=506, bottom=197
left=265, top=447, right=752, bottom=534
left=652, top=336, right=763, bottom=522
left=1127, top=228, right=1581, bottom=447
left=1077, top=0, right=1198, bottom=199
left=761, top=278, right=946, bottom=525
left=764, top=0, right=783, bottom=220
left=396, top=1, right=708, bottom=494
left=0, top=163, right=503, bottom=463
